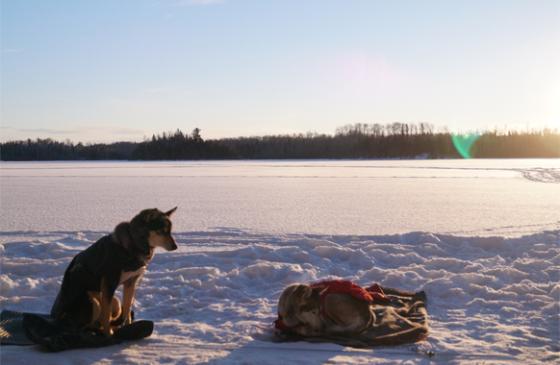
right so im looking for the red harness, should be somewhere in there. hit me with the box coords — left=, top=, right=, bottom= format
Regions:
left=275, top=280, right=388, bottom=331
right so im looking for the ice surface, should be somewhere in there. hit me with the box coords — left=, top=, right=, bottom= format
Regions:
left=0, top=160, right=559, bottom=364
left=1, top=160, right=559, bottom=235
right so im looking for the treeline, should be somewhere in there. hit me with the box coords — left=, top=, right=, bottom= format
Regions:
left=0, top=139, right=137, bottom=160
left=1, top=123, right=559, bottom=160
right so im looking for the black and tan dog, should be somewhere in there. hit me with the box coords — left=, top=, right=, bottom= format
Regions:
left=51, top=207, right=178, bottom=336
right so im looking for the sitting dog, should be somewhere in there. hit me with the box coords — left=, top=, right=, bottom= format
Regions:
left=51, top=207, right=178, bottom=336
left=276, top=280, right=428, bottom=346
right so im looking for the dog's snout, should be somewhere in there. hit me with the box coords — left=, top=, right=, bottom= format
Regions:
left=166, top=237, right=178, bottom=251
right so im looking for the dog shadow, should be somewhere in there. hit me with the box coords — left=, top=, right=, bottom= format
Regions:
left=0, top=340, right=142, bottom=364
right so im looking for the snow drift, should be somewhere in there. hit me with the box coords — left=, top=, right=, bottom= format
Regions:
left=1, top=228, right=558, bottom=364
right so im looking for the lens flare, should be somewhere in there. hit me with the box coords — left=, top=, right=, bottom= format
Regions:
left=451, top=134, right=480, bottom=158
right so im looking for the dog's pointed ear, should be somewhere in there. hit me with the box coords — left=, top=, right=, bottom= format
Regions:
left=165, top=206, right=178, bottom=217
left=311, top=286, right=326, bottom=299
left=294, top=284, right=315, bottom=299
left=113, top=222, right=132, bottom=249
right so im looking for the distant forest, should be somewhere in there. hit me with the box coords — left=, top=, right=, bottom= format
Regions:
left=1, top=123, right=559, bottom=160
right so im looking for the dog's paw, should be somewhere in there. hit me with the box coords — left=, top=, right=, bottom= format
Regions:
left=111, top=310, right=135, bottom=327
left=100, top=326, right=114, bottom=337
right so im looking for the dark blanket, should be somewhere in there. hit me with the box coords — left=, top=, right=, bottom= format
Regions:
left=274, top=285, right=429, bottom=348
left=0, top=310, right=36, bottom=346
left=0, top=310, right=153, bottom=352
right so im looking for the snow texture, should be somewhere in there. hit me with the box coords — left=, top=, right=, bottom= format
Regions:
left=1, top=229, right=558, bottom=364
left=1, top=160, right=559, bottom=364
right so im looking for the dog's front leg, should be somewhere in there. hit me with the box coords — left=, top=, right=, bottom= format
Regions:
left=122, top=276, right=140, bottom=326
left=99, top=277, right=114, bottom=336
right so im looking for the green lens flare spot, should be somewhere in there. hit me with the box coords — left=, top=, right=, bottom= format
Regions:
left=452, top=134, right=480, bottom=159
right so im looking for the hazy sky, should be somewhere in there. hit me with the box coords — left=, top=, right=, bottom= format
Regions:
left=1, top=0, right=559, bottom=142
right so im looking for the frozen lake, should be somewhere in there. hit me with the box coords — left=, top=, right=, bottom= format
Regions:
left=1, top=159, right=559, bottom=235
left=1, top=159, right=559, bottom=364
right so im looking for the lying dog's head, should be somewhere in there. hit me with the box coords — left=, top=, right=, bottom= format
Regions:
left=113, top=207, right=178, bottom=259
left=278, top=284, right=322, bottom=331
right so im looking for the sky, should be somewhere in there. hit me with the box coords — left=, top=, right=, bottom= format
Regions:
left=1, top=0, right=559, bottom=143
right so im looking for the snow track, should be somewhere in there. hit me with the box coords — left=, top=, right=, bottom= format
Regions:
left=519, top=167, right=560, bottom=183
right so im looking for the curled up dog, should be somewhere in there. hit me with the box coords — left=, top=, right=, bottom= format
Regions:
left=50, top=207, right=178, bottom=336
left=276, top=281, right=375, bottom=337
left=275, top=280, right=429, bottom=347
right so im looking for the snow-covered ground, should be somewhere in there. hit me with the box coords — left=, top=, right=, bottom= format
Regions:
left=1, top=160, right=559, bottom=364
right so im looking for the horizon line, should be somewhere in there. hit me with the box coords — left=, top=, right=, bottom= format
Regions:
left=1, top=123, right=559, bottom=145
